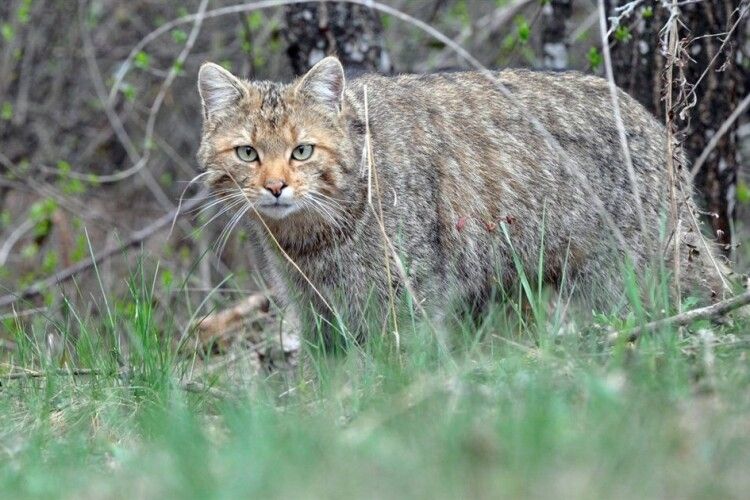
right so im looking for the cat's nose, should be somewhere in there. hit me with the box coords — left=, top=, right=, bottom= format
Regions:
left=265, top=179, right=287, bottom=198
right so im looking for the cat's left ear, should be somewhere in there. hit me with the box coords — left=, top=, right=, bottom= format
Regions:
left=296, top=56, right=345, bottom=113
left=198, top=62, right=246, bottom=119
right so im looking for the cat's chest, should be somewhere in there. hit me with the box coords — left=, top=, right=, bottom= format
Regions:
left=267, top=241, right=349, bottom=288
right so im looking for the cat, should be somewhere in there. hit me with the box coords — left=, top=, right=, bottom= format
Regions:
left=196, top=56, right=727, bottom=343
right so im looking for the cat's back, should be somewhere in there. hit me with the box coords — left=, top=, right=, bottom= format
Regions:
left=345, top=67, right=667, bottom=202
left=349, top=67, right=661, bottom=137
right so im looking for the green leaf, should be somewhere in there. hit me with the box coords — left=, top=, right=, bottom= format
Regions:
left=587, top=47, right=603, bottom=70
left=515, top=16, right=530, bottom=44
left=62, top=179, right=85, bottom=195
left=1, top=102, right=13, bottom=121
left=121, top=82, right=136, bottom=102
left=247, top=12, right=264, bottom=31
left=56, top=160, right=71, bottom=174
left=450, top=0, right=471, bottom=27
left=1, top=23, right=14, bottom=42
left=71, top=233, right=88, bottom=263
left=171, top=61, right=184, bottom=75
left=42, top=251, right=59, bottom=274
left=17, top=0, right=32, bottom=24
left=161, top=268, right=174, bottom=288
left=29, top=198, right=57, bottom=222
left=737, top=180, right=750, bottom=204
left=134, top=51, right=151, bottom=70
left=615, top=26, right=631, bottom=43
left=21, top=243, right=38, bottom=259
left=171, top=29, right=188, bottom=44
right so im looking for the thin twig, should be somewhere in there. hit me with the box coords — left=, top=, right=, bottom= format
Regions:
left=0, top=307, right=46, bottom=321
left=1, top=367, right=100, bottom=380
left=0, top=195, right=204, bottom=309
left=0, top=217, right=35, bottom=267
left=682, top=1, right=750, bottom=113
left=0, top=365, right=228, bottom=398
left=609, top=289, right=750, bottom=343
left=690, top=92, right=750, bottom=177
left=56, top=0, right=210, bottom=184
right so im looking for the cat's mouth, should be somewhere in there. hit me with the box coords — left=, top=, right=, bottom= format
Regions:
left=256, top=201, right=299, bottom=219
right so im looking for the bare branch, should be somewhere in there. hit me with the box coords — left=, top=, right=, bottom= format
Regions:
left=0, top=195, right=204, bottom=310
left=690, top=92, right=750, bottom=177
left=609, top=289, right=750, bottom=343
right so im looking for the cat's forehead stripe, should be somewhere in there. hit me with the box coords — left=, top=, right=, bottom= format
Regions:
left=248, top=81, right=289, bottom=125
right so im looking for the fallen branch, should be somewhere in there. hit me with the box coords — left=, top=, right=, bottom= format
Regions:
left=0, top=196, right=203, bottom=310
left=609, top=289, right=750, bottom=343
left=194, top=293, right=271, bottom=347
left=1, top=367, right=99, bottom=380
left=0, top=366, right=228, bottom=398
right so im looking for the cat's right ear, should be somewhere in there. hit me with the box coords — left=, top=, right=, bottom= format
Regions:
left=296, top=56, right=346, bottom=114
left=198, top=63, right=246, bottom=119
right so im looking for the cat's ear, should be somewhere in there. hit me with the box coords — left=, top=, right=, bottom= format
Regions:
left=296, top=56, right=345, bottom=113
left=198, top=62, right=246, bottom=119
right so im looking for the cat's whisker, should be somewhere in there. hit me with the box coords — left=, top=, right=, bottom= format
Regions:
left=300, top=197, right=333, bottom=227
left=307, top=191, right=345, bottom=216
left=304, top=196, right=345, bottom=234
left=212, top=202, right=245, bottom=252
left=194, top=193, right=246, bottom=217
left=310, top=190, right=347, bottom=209
left=216, top=205, right=246, bottom=248
left=215, top=202, right=252, bottom=257
left=196, top=197, right=248, bottom=232
left=188, top=188, right=243, bottom=209
left=169, top=171, right=214, bottom=238
left=318, top=197, right=349, bottom=227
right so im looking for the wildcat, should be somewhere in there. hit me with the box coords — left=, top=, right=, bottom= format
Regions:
left=196, top=56, right=726, bottom=342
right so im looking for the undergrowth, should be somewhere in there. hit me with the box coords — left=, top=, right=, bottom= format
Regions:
left=0, top=256, right=748, bottom=500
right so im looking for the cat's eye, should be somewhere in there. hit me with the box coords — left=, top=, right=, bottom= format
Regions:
left=291, top=144, right=314, bottom=161
left=235, top=146, right=258, bottom=162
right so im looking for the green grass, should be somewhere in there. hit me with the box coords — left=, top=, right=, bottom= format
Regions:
left=0, top=257, right=749, bottom=500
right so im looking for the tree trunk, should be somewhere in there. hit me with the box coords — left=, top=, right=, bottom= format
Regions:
left=541, top=0, right=573, bottom=70
left=283, top=1, right=392, bottom=75
left=607, top=1, right=749, bottom=255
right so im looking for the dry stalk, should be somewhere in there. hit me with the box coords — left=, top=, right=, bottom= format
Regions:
left=363, top=85, right=400, bottom=348
left=597, top=0, right=647, bottom=237
left=659, top=0, right=732, bottom=297
left=225, top=173, right=347, bottom=344
left=663, top=0, right=683, bottom=310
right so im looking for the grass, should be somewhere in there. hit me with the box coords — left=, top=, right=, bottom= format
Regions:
left=0, top=256, right=749, bottom=499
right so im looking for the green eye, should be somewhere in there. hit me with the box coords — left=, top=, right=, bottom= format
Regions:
left=235, top=146, right=258, bottom=162
left=291, top=144, right=314, bottom=161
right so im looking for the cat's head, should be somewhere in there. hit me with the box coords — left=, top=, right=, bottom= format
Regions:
left=196, top=57, right=356, bottom=221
